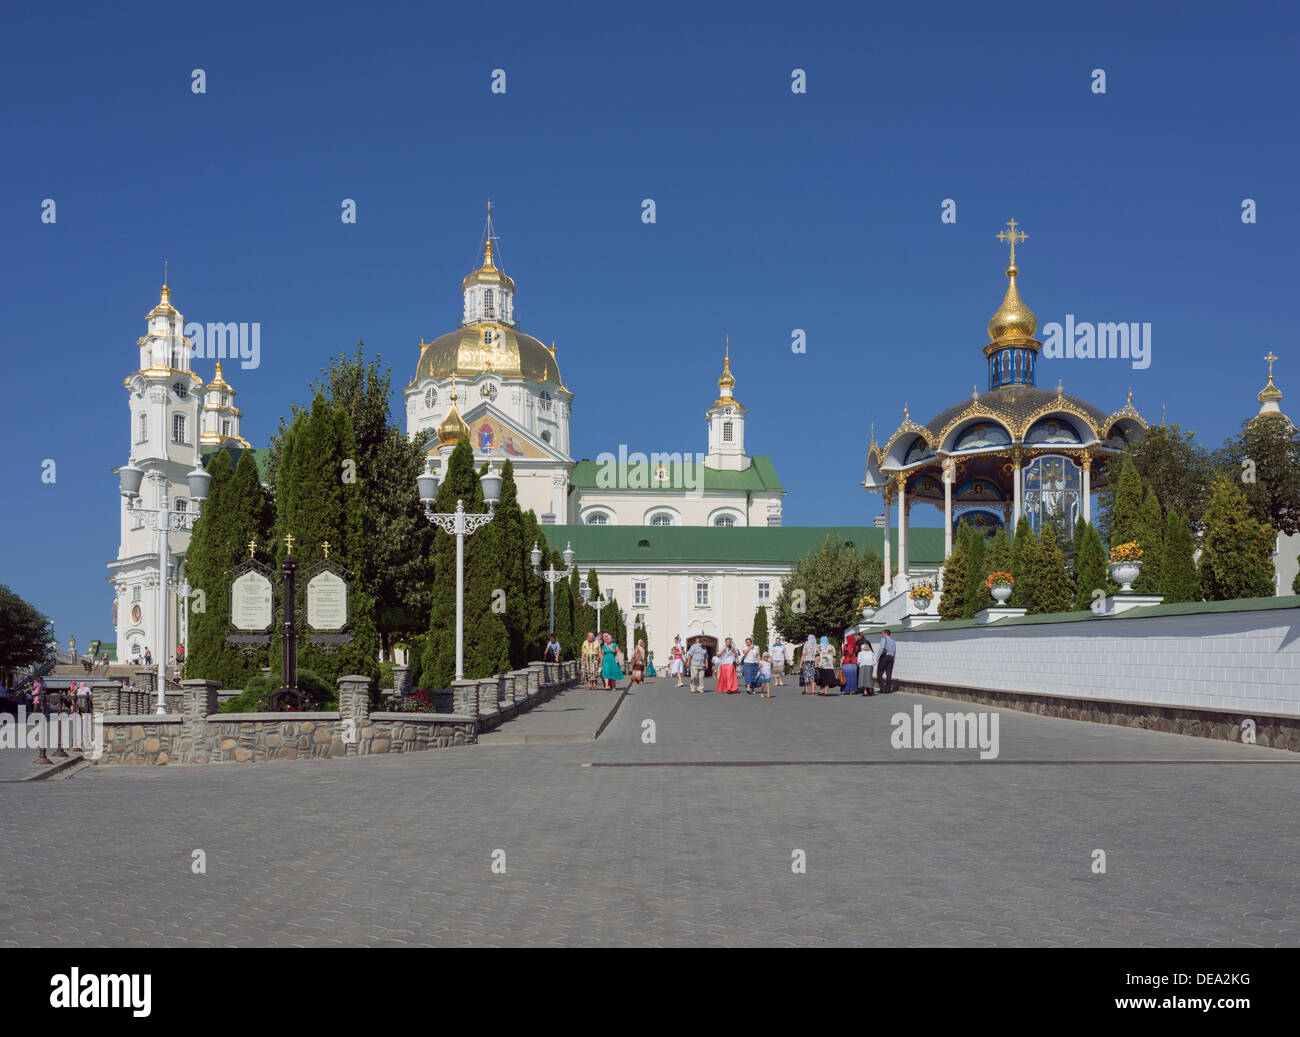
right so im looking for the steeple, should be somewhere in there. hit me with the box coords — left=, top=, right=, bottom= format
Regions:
left=706, top=337, right=750, bottom=471
left=1253, top=352, right=1293, bottom=427
left=984, top=219, right=1042, bottom=391
left=461, top=201, right=516, bottom=326
left=717, top=336, right=736, bottom=398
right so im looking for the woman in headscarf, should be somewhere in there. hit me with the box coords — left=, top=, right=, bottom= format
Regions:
left=668, top=636, right=685, bottom=687
left=631, top=640, right=647, bottom=684
left=600, top=633, right=624, bottom=690
left=714, top=637, right=739, bottom=694
left=799, top=634, right=817, bottom=695
left=841, top=634, right=859, bottom=695
left=581, top=632, right=602, bottom=690
left=815, top=636, right=837, bottom=696
left=646, top=648, right=656, bottom=677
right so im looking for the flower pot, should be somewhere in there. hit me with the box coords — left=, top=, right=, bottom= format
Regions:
left=1110, top=560, right=1142, bottom=593
left=990, top=583, right=1013, bottom=605
left=860, top=607, right=877, bottom=622
left=909, top=596, right=933, bottom=614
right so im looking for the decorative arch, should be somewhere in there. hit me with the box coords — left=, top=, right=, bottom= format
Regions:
left=643, top=505, right=681, bottom=527
left=580, top=506, right=617, bottom=526
left=707, top=506, right=745, bottom=527
left=1025, top=415, right=1083, bottom=445
left=951, top=420, right=1012, bottom=452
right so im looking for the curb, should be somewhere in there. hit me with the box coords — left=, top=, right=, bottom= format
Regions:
left=0, top=752, right=88, bottom=783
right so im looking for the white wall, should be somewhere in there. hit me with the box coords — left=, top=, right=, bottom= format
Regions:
left=890, top=607, right=1300, bottom=717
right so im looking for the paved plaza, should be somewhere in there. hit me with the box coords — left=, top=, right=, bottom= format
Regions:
left=1, top=677, right=1297, bottom=947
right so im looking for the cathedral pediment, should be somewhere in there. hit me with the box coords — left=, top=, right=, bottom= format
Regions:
left=441, top=401, right=570, bottom=463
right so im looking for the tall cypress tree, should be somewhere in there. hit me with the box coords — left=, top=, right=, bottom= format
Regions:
left=1009, top=516, right=1038, bottom=609
left=938, top=526, right=968, bottom=621
left=1029, top=525, right=1075, bottom=614
left=1160, top=511, right=1199, bottom=603
left=1134, top=485, right=1165, bottom=593
left=568, top=566, right=593, bottom=658
left=548, top=547, right=575, bottom=656
left=491, top=461, right=530, bottom=668
left=751, top=605, right=769, bottom=652
left=981, top=527, right=1013, bottom=606
left=1108, top=455, right=1145, bottom=550
left=1072, top=517, right=1109, bottom=612
left=960, top=531, right=986, bottom=619
left=521, top=510, right=550, bottom=657
left=1198, top=476, right=1277, bottom=600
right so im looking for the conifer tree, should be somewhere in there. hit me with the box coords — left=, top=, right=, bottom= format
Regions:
left=520, top=510, right=550, bottom=657
left=1107, top=454, right=1145, bottom=550
left=1134, top=485, right=1165, bottom=593
left=1197, top=477, right=1277, bottom=600
left=490, top=461, right=531, bottom=668
left=1159, top=511, right=1200, bottom=603
left=937, top=525, right=968, bottom=622
left=1029, top=525, right=1074, bottom=614
left=569, top=566, right=595, bottom=657
left=1072, top=517, right=1109, bottom=612
left=960, top=530, right=986, bottom=619
left=751, top=605, right=769, bottom=652
left=633, top=613, right=649, bottom=656
left=1009, top=516, right=1038, bottom=609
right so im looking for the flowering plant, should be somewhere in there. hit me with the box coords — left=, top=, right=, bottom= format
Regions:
left=985, top=571, right=1014, bottom=589
left=1109, top=542, right=1143, bottom=564
left=857, top=595, right=878, bottom=610
left=908, top=585, right=934, bottom=603
left=402, top=689, right=440, bottom=713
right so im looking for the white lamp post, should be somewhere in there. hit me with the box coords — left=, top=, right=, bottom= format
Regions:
left=531, top=541, right=576, bottom=636
left=580, top=580, right=611, bottom=635
left=418, top=459, right=500, bottom=680
left=118, top=456, right=210, bottom=713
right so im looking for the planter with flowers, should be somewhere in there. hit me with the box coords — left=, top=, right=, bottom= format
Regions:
left=985, top=571, right=1014, bottom=605
left=908, top=584, right=935, bottom=613
left=1108, top=542, right=1144, bottom=593
left=857, top=594, right=879, bottom=622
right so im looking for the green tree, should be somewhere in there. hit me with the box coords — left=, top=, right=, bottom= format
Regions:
left=771, top=534, right=882, bottom=643
left=1134, top=485, right=1165, bottom=593
left=1159, top=511, right=1200, bottom=604
left=1097, top=423, right=1216, bottom=540
left=937, top=526, right=968, bottom=621
left=980, top=527, right=1013, bottom=607
left=184, top=450, right=274, bottom=686
left=1197, top=476, right=1277, bottom=600
left=960, top=530, right=986, bottom=619
left=489, top=461, right=531, bottom=668
left=1216, top=415, right=1300, bottom=536
left=569, top=566, right=595, bottom=658
left=1028, top=525, right=1074, bottom=614
left=1072, top=517, right=1109, bottom=612
left=0, top=584, right=53, bottom=675
left=1009, top=516, right=1038, bottom=609
left=521, top=510, right=550, bottom=656
left=1107, top=454, right=1146, bottom=551
left=751, top=605, right=769, bottom=652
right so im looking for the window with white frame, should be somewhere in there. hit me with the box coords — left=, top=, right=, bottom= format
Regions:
left=137, top=413, right=148, bottom=442
left=172, top=413, right=187, bottom=444
left=175, top=498, right=188, bottom=514
left=723, top=421, right=734, bottom=442
left=695, top=581, right=710, bottom=607
left=633, top=580, right=648, bottom=607
left=221, top=393, right=228, bottom=407
left=424, top=386, right=438, bottom=409
left=757, top=580, right=772, bottom=604
left=484, top=290, right=494, bottom=318
left=585, top=511, right=608, bottom=525
left=714, top=515, right=735, bottom=527
left=172, top=381, right=188, bottom=399
left=539, top=391, right=552, bottom=412
left=132, top=585, right=142, bottom=602
left=650, top=513, right=673, bottom=526
left=221, top=418, right=231, bottom=437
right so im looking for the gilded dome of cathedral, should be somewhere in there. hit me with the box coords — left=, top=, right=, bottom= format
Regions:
left=415, top=324, right=563, bottom=386
left=986, top=263, right=1038, bottom=343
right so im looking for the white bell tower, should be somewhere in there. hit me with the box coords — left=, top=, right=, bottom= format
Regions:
left=705, top=338, right=749, bottom=471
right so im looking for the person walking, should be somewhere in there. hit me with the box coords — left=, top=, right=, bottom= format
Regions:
left=581, top=632, right=602, bottom=689
left=857, top=637, right=876, bottom=696
left=668, top=636, right=686, bottom=687
left=770, top=635, right=787, bottom=687
left=799, top=634, right=816, bottom=695
left=877, top=629, right=897, bottom=694
left=758, top=653, right=773, bottom=699
left=815, top=636, right=837, bottom=697
left=544, top=635, right=561, bottom=663
left=600, top=633, right=624, bottom=690
left=687, top=637, right=708, bottom=693
left=144, top=647, right=152, bottom=666
left=714, top=638, right=739, bottom=694
left=646, top=649, right=656, bottom=677
left=740, top=637, right=761, bottom=694
left=630, top=640, right=647, bottom=684
left=841, top=634, right=859, bottom=696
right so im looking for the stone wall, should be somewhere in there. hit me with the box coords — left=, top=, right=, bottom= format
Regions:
left=95, top=661, right=580, bottom=766
left=888, top=599, right=1300, bottom=750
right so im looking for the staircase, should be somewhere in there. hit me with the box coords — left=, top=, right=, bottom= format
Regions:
left=50, top=661, right=139, bottom=680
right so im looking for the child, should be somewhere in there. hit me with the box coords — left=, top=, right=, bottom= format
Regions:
left=758, top=653, right=773, bottom=699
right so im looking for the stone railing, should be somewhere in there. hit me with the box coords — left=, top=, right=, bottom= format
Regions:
left=97, top=659, right=583, bottom=765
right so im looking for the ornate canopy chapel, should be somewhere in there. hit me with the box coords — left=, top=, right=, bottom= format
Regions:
left=864, top=221, right=1147, bottom=598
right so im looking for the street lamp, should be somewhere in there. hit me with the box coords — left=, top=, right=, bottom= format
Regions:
left=118, top=456, right=210, bottom=713
left=580, top=579, right=612, bottom=635
left=531, top=541, right=575, bottom=636
left=417, top=458, right=500, bottom=680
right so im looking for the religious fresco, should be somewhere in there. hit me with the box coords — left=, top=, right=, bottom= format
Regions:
left=955, top=510, right=1003, bottom=538
left=955, top=477, right=1000, bottom=501
left=470, top=416, right=545, bottom=458
left=1026, top=417, right=1082, bottom=445
left=1023, top=454, right=1082, bottom=539
left=953, top=421, right=1011, bottom=450
left=904, top=437, right=935, bottom=465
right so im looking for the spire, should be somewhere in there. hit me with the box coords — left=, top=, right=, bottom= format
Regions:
left=987, top=221, right=1037, bottom=343
left=1255, top=352, right=1291, bottom=425
left=718, top=336, right=735, bottom=393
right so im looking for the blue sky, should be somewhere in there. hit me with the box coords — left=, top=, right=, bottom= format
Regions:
left=2, top=0, right=1297, bottom=643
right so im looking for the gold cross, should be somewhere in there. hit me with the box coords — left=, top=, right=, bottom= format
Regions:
left=1265, top=351, right=1278, bottom=378
left=321, top=540, right=330, bottom=559
left=996, top=218, right=1027, bottom=266
left=247, top=539, right=257, bottom=558
left=284, top=533, right=295, bottom=555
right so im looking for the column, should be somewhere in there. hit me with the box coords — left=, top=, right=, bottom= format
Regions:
left=1081, top=452, right=1092, bottom=524
left=882, top=487, right=892, bottom=593
left=942, top=459, right=954, bottom=559
left=1012, top=448, right=1023, bottom=527
left=896, top=475, right=909, bottom=579
left=338, top=675, right=372, bottom=756
left=179, top=679, right=218, bottom=764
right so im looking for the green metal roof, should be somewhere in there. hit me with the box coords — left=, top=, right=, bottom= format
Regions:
left=541, top=525, right=944, bottom=566
left=568, top=455, right=784, bottom=493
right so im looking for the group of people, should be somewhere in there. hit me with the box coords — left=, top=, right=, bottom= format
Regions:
left=662, top=631, right=898, bottom=697
left=1, top=677, right=97, bottom=718
left=576, top=632, right=652, bottom=691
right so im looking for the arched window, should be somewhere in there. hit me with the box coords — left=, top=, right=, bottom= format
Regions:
left=723, top=421, right=734, bottom=443
left=540, top=429, right=551, bottom=443
left=539, top=391, right=552, bottom=412
left=424, top=386, right=438, bottom=410
left=137, top=413, right=148, bottom=442
left=714, top=516, right=735, bottom=527
left=585, top=512, right=608, bottom=525
left=172, top=413, right=187, bottom=444
left=650, top=513, right=673, bottom=526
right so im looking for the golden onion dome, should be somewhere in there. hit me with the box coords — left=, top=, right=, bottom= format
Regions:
left=719, top=352, right=735, bottom=391
left=415, top=324, right=562, bottom=386
left=1258, top=375, right=1283, bottom=404
left=987, top=263, right=1037, bottom=343
left=461, top=240, right=516, bottom=293
left=207, top=362, right=232, bottom=392
left=147, top=283, right=178, bottom=318
left=437, top=386, right=471, bottom=447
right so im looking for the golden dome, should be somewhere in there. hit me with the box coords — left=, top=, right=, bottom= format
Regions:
left=437, top=384, right=471, bottom=447
left=461, top=239, right=516, bottom=293
left=207, top=362, right=232, bottom=392
left=415, top=324, right=562, bottom=386
left=718, top=340, right=735, bottom=391
left=147, top=283, right=178, bottom=318
left=987, top=264, right=1038, bottom=343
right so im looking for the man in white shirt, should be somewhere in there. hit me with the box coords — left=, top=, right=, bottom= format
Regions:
left=687, top=638, right=709, bottom=693
left=877, top=630, right=897, bottom=694
left=770, top=636, right=787, bottom=686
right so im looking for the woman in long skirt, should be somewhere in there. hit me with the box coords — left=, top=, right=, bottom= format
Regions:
left=668, top=636, right=685, bottom=687
left=646, top=650, right=656, bottom=677
left=815, top=636, right=837, bottom=697
left=631, top=640, right=647, bottom=684
left=857, top=638, right=876, bottom=696
left=581, top=632, right=602, bottom=689
left=714, top=637, right=739, bottom=694
left=601, top=633, right=624, bottom=689
left=799, top=635, right=816, bottom=695
left=841, top=634, right=859, bottom=695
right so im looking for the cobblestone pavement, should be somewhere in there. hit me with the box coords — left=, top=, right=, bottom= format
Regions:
left=1, top=676, right=1296, bottom=947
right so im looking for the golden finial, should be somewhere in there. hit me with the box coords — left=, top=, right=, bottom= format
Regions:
left=247, top=539, right=257, bottom=559
left=322, top=540, right=330, bottom=559
left=1259, top=352, right=1283, bottom=404
left=284, top=533, right=295, bottom=555
left=903, top=402, right=909, bottom=420
left=1127, top=387, right=1133, bottom=405
left=550, top=340, right=557, bottom=354
left=1266, top=351, right=1278, bottom=378
left=996, top=218, right=1027, bottom=267
left=1056, top=378, right=1063, bottom=393
left=717, top=338, right=735, bottom=392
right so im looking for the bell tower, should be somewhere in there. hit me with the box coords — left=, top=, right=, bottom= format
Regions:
left=705, top=338, right=749, bottom=471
